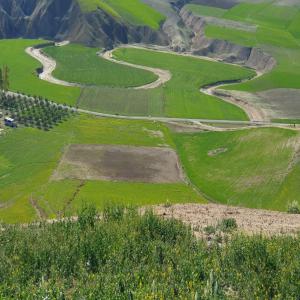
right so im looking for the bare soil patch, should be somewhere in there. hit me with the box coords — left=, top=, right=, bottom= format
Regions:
left=152, top=203, right=300, bottom=236
left=208, top=147, right=228, bottom=156
left=52, top=144, right=184, bottom=183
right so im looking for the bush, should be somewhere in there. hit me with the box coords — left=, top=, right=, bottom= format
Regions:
left=287, top=201, right=300, bottom=214
left=0, top=205, right=298, bottom=298
left=217, top=218, right=238, bottom=232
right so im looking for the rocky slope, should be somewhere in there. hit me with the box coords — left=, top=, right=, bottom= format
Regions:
left=179, top=8, right=276, bottom=72
left=0, top=0, right=168, bottom=47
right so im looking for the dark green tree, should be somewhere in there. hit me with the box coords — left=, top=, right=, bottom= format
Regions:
left=2, top=65, right=9, bottom=91
left=0, top=68, right=3, bottom=90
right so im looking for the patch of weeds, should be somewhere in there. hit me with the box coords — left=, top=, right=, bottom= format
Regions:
left=204, top=225, right=216, bottom=235
left=217, top=218, right=238, bottom=232
left=287, top=201, right=300, bottom=214
left=163, top=200, right=172, bottom=208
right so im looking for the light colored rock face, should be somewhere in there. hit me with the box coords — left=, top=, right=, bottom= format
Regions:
left=0, top=0, right=169, bottom=47
left=179, top=8, right=276, bottom=73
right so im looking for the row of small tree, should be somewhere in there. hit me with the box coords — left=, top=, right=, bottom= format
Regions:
left=0, top=65, right=9, bottom=91
left=0, top=92, right=76, bottom=130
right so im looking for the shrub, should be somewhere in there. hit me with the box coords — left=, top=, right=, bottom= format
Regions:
left=0, top=205, right=298, bottom=298
left=217, top=218, right=238, bottom=232
left=287, top=201, right=300, bottom=214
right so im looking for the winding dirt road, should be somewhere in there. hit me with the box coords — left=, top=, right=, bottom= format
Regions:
left=26, top=42, right=269, bottom=123
left=26, top=45, right=83, bottom=88
left=101, top=49, right=171, bottom=89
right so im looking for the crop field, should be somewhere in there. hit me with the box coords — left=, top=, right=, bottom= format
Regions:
left=78, top=86, right=165, bottom=116
left=185, top=4, right=226, bottom=18
left=173, top=127, right=300, bottom=211
left=0, top=39, right=80, bottom=105
left=200, top=2, right=300, bottom=93
left=77, top=0, right=165, bottom=29
left=113, top=47, right=255, bottom=120
left=43, top=44, right=157, bottom=87
left=0, top=114, right=204, bottom=223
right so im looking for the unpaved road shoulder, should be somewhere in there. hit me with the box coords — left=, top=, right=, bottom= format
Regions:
left=152, top=203, right=300, bottom=236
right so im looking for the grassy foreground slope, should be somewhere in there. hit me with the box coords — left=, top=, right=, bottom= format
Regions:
left=0, top=115, right=204, bottom=223
left=0, top=39, right=80, bottom=105
left=174, top=128, right=300, bottom=211
left=43, top=44, right=158, bottom=87
left=77, top=0, right=165, bottom=29
left=0, top=207, right=299, bottom=298
left=113, top=47, right=255, bottom=120
left=201, top=2, right=300, bottom=92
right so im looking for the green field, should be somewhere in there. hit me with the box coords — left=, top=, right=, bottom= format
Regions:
left=185, top=4, right=227, bottom=18
left=173, top=127, right=300, bottom=211
left=78, top=86, right=165, bottom=116
left=0, top=39, right=80, bottom=105
left=43, top=44, right=157, bottom=87
left=77, top=0, right=165, bottom=29
left=113, top=47, right=255, bottom=119
left=223, top=2, right=299, bottom=29
left=0, top=40, right=255, bottom=120
left=198, top=2, right=300, bottom=92
left=0, top=114, right=204, bottom=223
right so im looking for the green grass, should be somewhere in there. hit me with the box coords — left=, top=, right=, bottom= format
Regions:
left=203, top=2, right=300, bottom=93
left=0, top=114, right=204, bottom=223
left=185, top=4, right=226, bottom=18
left=173, top=127, right=300, bottom=211
left=78, top=86, right=165, bottom=116
left=77, top=0, right=165, bottom=29
left=223, top=2, right=299, bottom=29
left=0, top=39, right=80, bottom=105
left=36, top=180, right=204, bottom=218
left=272, top=119, right=300, bottom=125
left=289, top=11, right=300, bottom=39
left=43, top=44, right=157, bottom=88
left=0, top=208, right=300, bottom=298
left=113, top=47, right=255, bottom=120
left=205, top=24, right=300, bottom=49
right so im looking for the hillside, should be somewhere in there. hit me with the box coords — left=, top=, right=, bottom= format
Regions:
left=0, top=205, right=299, bottom=298
left=0, top=0, right=167, bottom=47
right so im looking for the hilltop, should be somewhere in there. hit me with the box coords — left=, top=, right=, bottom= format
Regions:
left=0, top=0, right=168, bottom=47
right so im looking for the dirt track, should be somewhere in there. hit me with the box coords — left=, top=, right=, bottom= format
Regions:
left=26, top=46, right=83, bottom=87
left=152, top=203, right=300, bottom=236
left=101, top=49, right=171, bottom=89
left=26, top=41, right=269, bottom=122
left=103, top=45, right=267, bottom=122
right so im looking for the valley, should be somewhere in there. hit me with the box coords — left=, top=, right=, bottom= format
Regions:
left=0, top=0, right=300, bottom=297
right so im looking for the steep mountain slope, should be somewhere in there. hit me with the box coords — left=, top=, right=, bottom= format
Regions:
left=0, top=0, right=168, bottom=47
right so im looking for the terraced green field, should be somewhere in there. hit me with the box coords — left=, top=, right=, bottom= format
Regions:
left=200, top=2, right=300, bottom=92
left=0, top=115, right=204, bottom=223
left=78, top=86, right=165, bottom=116
left=113, top=47, right=255, bottom=120
left=185, top=4, right=226, bottom=18
left=77, top=0, right=165, bottom=29
left=43, top=44, right=157, bottom=87
left=0, top=39, right=80, bottom=105
left=173, top=128, right=300, bottom=211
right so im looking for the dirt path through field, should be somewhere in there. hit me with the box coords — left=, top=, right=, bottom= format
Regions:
left=152, top=203, right=300, bottom=236
left=26, top=44, right=83, bottom=88
left=103, top=45, right=266, bottom=122
left=101, top=50, right=171, bottom=89
left=26, top=42, right=277, bottom=124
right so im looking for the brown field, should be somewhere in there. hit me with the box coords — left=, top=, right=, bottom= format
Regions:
left=152, top=203, right=300, bottom=236
left=52, top=144, right=184, bottom=183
